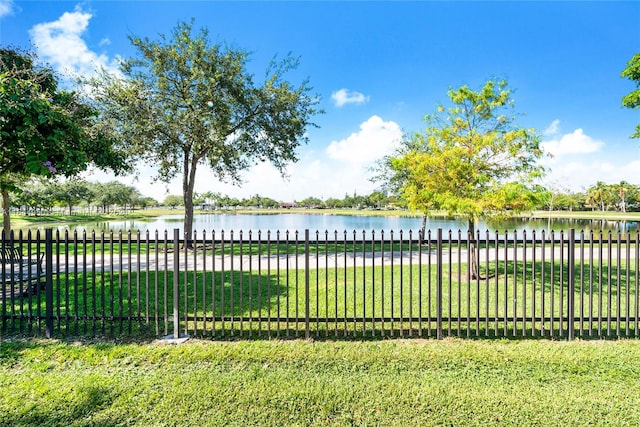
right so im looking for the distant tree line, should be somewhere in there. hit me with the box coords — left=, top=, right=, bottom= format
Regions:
left=541, top=181, right=640, bottom=213
left=186, top=182, right=640, bottom=213
left=185, top=191, right=397, bottom=210
left=10, top=178, right=157, bottom=216
left=13, top=179, right=639, bottom=217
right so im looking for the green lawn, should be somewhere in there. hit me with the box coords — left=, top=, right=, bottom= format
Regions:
left=1, top=338, right=639, bottom=426
left=4, top=258, right=638, bottom=339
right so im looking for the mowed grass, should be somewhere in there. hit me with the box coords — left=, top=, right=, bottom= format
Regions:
left=4, top=258, right=639, bottom=339
left=1, top=338, right=639, bottom=426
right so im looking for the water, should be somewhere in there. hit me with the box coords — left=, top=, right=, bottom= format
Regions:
left=15, top=212, right=640, bottom=236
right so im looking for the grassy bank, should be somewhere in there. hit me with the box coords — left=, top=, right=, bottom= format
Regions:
left=11, top=208, right=179, bottom=228
left=524, top=210, right=640, bottom=221
left=1, top=338, right=639, bottom=426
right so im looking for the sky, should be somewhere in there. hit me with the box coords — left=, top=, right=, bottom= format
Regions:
left=1, top=0, right=639, bottom=203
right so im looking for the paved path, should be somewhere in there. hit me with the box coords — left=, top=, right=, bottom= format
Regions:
left=50, top=245, right=638, bottom=273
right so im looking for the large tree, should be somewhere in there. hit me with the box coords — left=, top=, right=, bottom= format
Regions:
left=51, top=179, right=93, bottom=216
left=94, top=181, right=137, bottom=214
left=87, top=21, right=320, bottom=240
left=0, top=48, right=128, bottom=233
left=379, top=79, right=545, bottom=277
left=621, top=52, right=640, bottom=139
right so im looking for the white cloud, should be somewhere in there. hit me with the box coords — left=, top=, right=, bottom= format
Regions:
left=326, top=115, right=402, bottom=164
left=542, top=159, right=640, bottom=192
left=193, top=115, right=402, bottom=200
left=0, top=0, right=15, bottom=18
left=28, top=6, right=120, bottom=78
left=538, top=124, right=613, bottom=191
left=331, top=88, right=370, bottom=107
left=543, top=119, right=560, bottom=136
left=538, top=123, right=640, bottom=191
left=87, top=117, right=403, bottom=202
left=541, top=128, right=604, bottom=157
left=193, top=153, right=385, bottom=202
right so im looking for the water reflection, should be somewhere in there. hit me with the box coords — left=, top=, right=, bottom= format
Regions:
left=493, top=217, right=640, bottom=233
left=13, top=212, right=640, bottom=236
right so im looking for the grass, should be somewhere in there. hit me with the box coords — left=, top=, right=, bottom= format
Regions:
left=527, top=210, right=640, bottom=221
left=1, top=338, right=639, bottom=426
left=4, top=258, right=638, bottom=339
left=4, top=210, right=640, bottom=425
left=11, top=208, right=174, bottom=226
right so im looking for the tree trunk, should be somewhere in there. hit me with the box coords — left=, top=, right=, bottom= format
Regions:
left=1, top=189, right=10, bottom=235
left=468, top=218, right=480, bottom=280
left=182, top=152, right=199, bottom=248
left=420, top=213, right=428, bottom=244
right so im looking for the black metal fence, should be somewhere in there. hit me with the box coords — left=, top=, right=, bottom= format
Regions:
left=1, top=228, right=639, bottom=340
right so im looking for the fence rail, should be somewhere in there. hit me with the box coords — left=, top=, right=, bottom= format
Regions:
left=1, top=228, right=639, bottom=340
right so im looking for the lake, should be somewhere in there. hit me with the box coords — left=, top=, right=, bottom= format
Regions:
left=20, top=212, right=640, bottom=236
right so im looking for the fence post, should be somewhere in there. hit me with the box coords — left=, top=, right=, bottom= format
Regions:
left=45, top=229, right=54, bottom=338
left=173, top=228, right=180, bottom=339
left=567, top=228, right=575, bottom=341
left=304, top=229, right=310, bottom=339
left=436, top=228, right=443, bottom=340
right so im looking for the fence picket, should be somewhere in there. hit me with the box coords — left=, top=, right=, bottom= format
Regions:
left=2, top=227, right=640, bottom=340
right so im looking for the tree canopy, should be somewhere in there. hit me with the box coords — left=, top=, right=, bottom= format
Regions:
left=621, top=52, right=640, bottom=139
left=377, top=79, right=545, bottom=277
left=0, top=48, right=129, bottom=233
left=380, top=79, right=545, bottom=231
left=87, top=20, right=321, bottom=239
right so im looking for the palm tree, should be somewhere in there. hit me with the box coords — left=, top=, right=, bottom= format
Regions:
left=587, top=181, right=609, bottom=212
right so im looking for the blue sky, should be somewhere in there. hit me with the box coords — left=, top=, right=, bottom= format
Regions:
left=1, top=0, right=639, bottom=202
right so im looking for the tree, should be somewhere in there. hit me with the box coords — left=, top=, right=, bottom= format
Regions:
left=585, top=181, right=640, bottom=213
left=241, top=194, right=279, bottom=209
left=10, top=179, right=54, bottom=216
left=137, top=197, right=158, bottom=210
left=0, top=48, right=129, bottom=233
left=554, top=192, right=584, bottom=212
left=621, top=182, right=640, bottom=211
left=379, top=79, right=545, bottom=278
left=52, top=179, right=93, bottom=216
left=367, top=191, right=388, bottom=209
left=95, top=181, right=136, bottom=213
left=298, top=196, right=323, bottom=208
left=324, top=198, right=343, bottom=209
left=87, top=21, right=320, bottom=241
left=586, top=181, right=613, bottom=212
left=81, top=182, right=99, bottom=213
left=164, top=194, right=183, bottom=209
left=621, top=53, right=640, bottom=139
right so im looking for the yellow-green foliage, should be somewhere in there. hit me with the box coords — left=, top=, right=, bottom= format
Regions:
left=388, top=79, right=546, bottom=228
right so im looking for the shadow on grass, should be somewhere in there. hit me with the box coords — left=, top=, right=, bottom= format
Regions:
left=2, top=258, right=638, bottom=340
left=115, top=324, right=639, bottom=342
left=1, top=270, right=288, bottom=338
left=0, top=383, right=122, bottom=427
left=479, top=260, right=637, bottom=297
